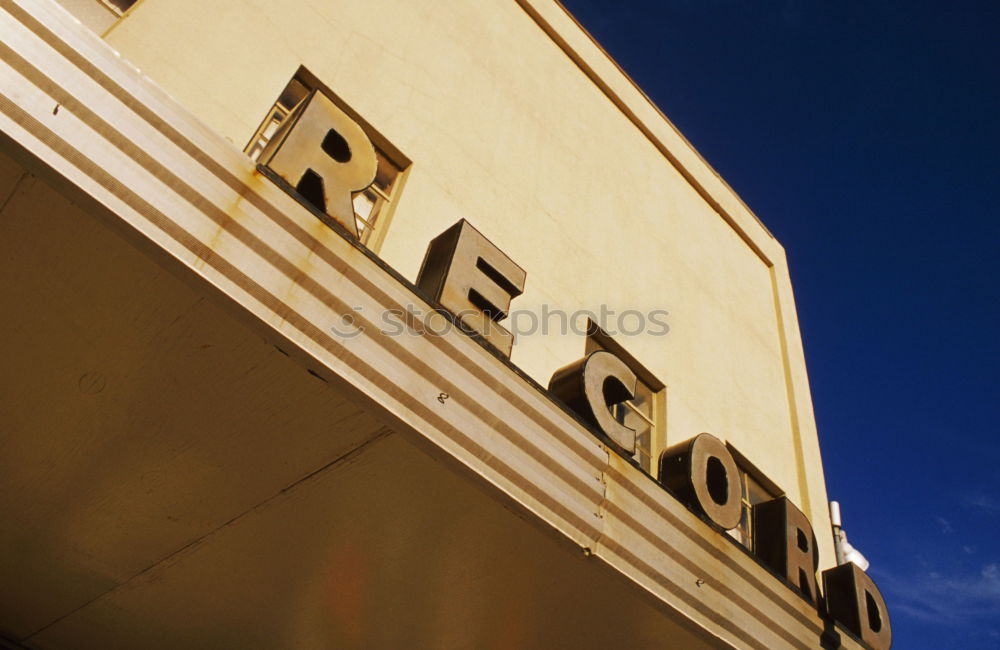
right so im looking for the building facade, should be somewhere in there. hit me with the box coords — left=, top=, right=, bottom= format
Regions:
left=0, top=0, right=889, bottom=647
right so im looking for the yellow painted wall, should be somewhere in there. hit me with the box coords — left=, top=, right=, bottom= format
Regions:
left=99, top=0, right=835, bottom=567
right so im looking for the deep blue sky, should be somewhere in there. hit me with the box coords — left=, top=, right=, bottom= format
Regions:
left=559, top=1, right=999, bottom=647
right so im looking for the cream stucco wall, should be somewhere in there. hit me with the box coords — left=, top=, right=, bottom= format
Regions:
left=95, top=0, right=834, bottom=567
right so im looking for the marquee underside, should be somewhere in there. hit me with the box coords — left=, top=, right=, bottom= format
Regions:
left=0, top=154, right=711, bottom=649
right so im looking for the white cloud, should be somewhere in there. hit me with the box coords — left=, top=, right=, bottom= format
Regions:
left=935, top=516, right=953, bottom=534
left=878, top=562, right=1000, bottom=626
left=967, top=494, right=1000, bottom=517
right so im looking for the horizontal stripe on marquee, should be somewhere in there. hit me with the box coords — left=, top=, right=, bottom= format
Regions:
left=595, top=527, right=774, bottom=650
left=603, top=468, right=820, bottom=649
left=608, top=463, right=825, bottom=635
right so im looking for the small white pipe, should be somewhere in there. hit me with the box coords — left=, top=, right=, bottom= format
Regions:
left=829, top=500, right=842, bottom=528
left=830, top=501, right=846, bottom=566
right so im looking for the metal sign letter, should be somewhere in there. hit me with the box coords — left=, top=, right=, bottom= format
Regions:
left=548, top=351, right=638, bottom=453
left=754, top=496, right=821, bottom=604
left=260, top=90, right=377, bottom=237
left=658, top=433, right=742, bottom=530
left=417, top=220, right=526, bottom=356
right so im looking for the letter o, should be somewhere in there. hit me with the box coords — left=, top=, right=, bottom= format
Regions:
left=658, top=433, right=742, bottom=530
